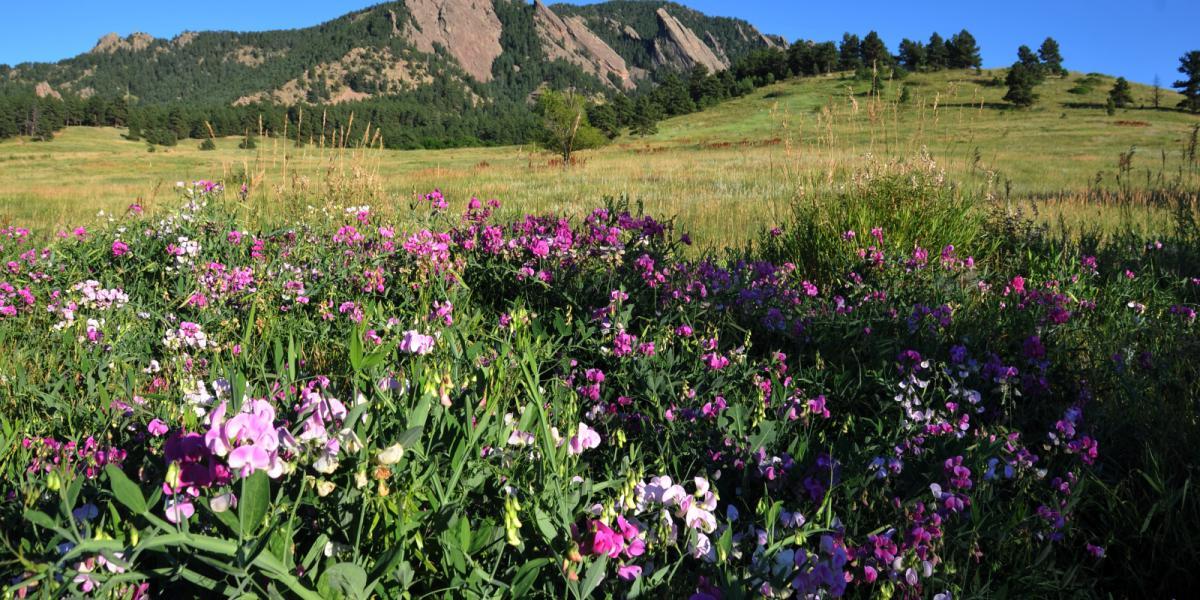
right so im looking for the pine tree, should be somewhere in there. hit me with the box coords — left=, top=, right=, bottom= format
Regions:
left=926, top=32, right=949, bottom=70
left=1016, top=45, right=1046, bottom=84
left=1004, top=62, right=1040, bottom=107
left=948, top=30, right=982, bottom=71
left=860, top=31, right=892, bottom=70
left=199, top=137, right=217, bottom=151
left=1174, top=50, right=1200, bottom=113
left=898, top=39, right=927, bottom=72
left=1038, top=37, right=1066, bottom=76
left=629, top=96, right=662, bottom=137
left=812, top=42, right=839, bottom=74
left=1108, top=77, right=1134, bottom=108
left=839, top=34, right=863, bottom=71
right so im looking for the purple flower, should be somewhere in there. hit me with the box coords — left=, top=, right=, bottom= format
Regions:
left=399, top=330, right=436, bottom=355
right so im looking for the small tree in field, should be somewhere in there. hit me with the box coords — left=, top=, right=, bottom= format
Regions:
left=1004, top=62, right=1040, bottom=107
left=1175, top=50, right=1200, bottom=113
left=537, top=89, right=607, bottom=165
left=199, top=138, right=217, bottom=151
left=630, top=96, right=662, bottom=137
left=1109, top=77, right=1134, bottom=108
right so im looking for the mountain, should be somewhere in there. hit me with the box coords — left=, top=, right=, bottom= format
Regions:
left=0, top=0, right=782, bottom=107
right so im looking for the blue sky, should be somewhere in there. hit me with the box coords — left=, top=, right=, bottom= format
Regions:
left=0, top=1, right=1195, bottom=85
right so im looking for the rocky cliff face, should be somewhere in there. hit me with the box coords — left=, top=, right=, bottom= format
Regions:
left=533, top=0, right=639, bottom=90
left=651, top=7, right=728, bottom=73
left=401, top=0, right=504, bottom=82
left=90, top=32, right=156, bottom=54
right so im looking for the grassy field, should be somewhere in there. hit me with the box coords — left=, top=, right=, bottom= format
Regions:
left=1, top=69, right=1196, bottom=245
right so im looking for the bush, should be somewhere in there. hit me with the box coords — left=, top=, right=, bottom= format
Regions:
left=199, top=138, right=217, bottom=151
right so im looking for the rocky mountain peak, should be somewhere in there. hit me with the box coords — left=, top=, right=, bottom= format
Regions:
left=90, top=32, right=156, bottom=54
left=651, top=7, right=728, bottom=73
left=533, top=0, right=639, bottom=90
left=401, top=0, right=504, bottom=82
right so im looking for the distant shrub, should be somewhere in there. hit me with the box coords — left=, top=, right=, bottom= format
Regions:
left=199, top=138, right=217, bottom=151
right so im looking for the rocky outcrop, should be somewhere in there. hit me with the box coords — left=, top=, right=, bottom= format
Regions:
left=172, top=32, right=199, bottom=48
left=651, top=8, right=727, bottom=73
left=34, top=82, right=61, bottom=100
left=533, top=0, right=638, bottom=90
left=402, top=0, right=503, bottom=82
left=234, top=46, right=433, bottom=106
left=90, top=32, right=156, bottom=54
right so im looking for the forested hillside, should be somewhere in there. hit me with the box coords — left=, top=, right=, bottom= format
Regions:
left=0, top=0, right=783, bottom=148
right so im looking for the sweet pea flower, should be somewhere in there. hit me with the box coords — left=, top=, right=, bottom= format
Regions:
left=568, top=422, right=601, bottom=455
left=399, top=330, right=435, bottom=355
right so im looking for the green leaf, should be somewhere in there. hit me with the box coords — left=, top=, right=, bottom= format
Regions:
left=240, top=471, right=270, bottom=537
left=106, top=464, right=147, bottom=514
left=579, top=555, right=608, bottom=598
left=510, top=558, right=549, bottom=598
left=319, top=561, right=369, bottom=600
left=23, top=509, right=58, bottom=530
left=534, top=507, right=557, bottom=543
left=349, top=327, right=364, bottom=372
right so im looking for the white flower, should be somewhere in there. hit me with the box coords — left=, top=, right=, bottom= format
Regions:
left=376, top=443, right=405, bottom=465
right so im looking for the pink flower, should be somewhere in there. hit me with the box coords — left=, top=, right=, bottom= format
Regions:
left=568, top=422, right=601, bottom=455
left=111, top=240, right=129, bottom=257
left=147, top=419, right=169, bottom=437
left=702, top=352, right=729, bottom=371
left=590, top=521, right=624, bottom=558
left=399, top=330, right=435, bottom=355
left=1011, top=275, right=1026, bottom=293
left=204, top=400, right=284, bottom=478
left=617, top=564, right=643, bottom=580
left=164, top=498, right=195, bottom=524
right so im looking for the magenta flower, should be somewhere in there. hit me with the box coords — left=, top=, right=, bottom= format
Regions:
left=701, top=352, right=729, bottom=371
left=590, top=520, right=624, bottom=558
left=147, top=419, right=169, bottom=437
left=111, top=240, right=129, bottom=257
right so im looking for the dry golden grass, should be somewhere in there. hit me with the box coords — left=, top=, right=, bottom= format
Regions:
left=1, top=69, right=1197, bottom=245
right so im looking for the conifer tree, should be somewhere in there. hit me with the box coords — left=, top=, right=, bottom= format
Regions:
left=839, top=34, right=863, bottom=71
left=1175, top=50, right=1200, bottom=113
left=948, top=30, right=982, bottom=70
left=926, top=32, right=949, bottom=70
left=1038, top=37, right=1067, bottom=76
left=1108, top=77, right=1134, bottom=108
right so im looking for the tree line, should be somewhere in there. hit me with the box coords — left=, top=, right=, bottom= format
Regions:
left=4, top=30, right=1198, bottom=149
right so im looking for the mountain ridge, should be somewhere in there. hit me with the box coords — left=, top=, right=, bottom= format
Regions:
left=0, top=0, right=782, bottom=107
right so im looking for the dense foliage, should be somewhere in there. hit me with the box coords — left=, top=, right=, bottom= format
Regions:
left=2, top=159, right=1198, bottom=597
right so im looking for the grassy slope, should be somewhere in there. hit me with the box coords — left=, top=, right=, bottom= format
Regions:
left=1, top=69, right=1196, bottom=246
